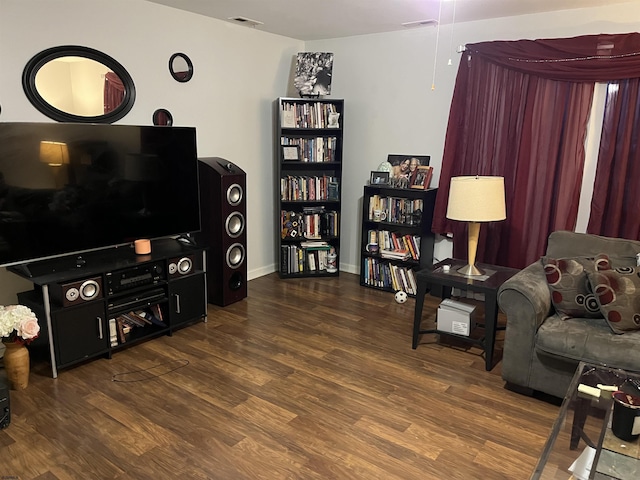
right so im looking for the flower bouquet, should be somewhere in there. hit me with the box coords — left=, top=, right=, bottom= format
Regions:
left=0, top=305, right=40, bottom=345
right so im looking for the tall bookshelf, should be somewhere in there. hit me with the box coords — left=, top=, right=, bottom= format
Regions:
left=275, top=97, right=344, bottom=278
left=360, top=185, right=437, bottom=295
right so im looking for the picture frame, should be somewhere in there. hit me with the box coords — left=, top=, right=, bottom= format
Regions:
left=282, top=145, right=301, bottom=161
left=387, top=154, right=431, bottom=189
left=328, top=112, right=340, bottom=128
left=370, top=171, right=390, bottom=185
left=294, top=52, right=334, bottom=96
left=410, top=165, right=433, bottom=189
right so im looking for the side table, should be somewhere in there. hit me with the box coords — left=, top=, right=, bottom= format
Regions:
left=412, top=258, right=519, bottom=371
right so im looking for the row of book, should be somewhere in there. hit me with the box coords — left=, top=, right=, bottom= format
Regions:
left=368, top=194, right=423, bottom=226
left=108, top=305, right=166, bottom=346
left=281, top=136, right=338, bottom=163
left=281, top=209, right=339, bottom=239
left=281, top=175, right=339, bottom=202
left=366, top=229, right=421, bottom=260
left=281, top=102, right=339, bottom=129
left=281, top=242, right=336, bottom=274
left=362, top=258, right=418, bottom=295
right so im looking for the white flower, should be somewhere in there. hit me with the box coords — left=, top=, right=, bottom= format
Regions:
left=0, top=305, right=40, bottom=343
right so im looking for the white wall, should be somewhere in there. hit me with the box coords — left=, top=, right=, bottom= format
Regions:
left=0, top=0, right=639, bottom=305
left=308, top=4, right=640, bottom=273
left=0, top=0, right=302, bottom=304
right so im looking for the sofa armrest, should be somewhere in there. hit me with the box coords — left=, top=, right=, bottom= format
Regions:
left=497, top=261, right=553, bottom=388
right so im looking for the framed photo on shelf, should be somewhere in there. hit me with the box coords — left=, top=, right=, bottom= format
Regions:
left=370, top=171, right=390, bottom=185
left=387, top=154, right=431, bottom=189
left=282, top=145, right=301, bottom=161
left=410, top=165, right=433, bottom=189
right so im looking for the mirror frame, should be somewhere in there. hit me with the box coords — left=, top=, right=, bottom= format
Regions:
left=22, top=45, right=136, bottom=123
left=152, top=108, right=173, bottom=126
left=169, top=53, right=193, bottom=82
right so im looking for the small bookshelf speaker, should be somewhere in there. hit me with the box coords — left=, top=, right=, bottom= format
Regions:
left=196, top=157, right=247, bottom=306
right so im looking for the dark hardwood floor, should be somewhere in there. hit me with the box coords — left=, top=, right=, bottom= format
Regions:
left=1, top=272, right=563, bottom=479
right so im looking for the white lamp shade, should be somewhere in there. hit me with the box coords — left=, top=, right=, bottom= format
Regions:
left=446, top=176, right=506, bottom=222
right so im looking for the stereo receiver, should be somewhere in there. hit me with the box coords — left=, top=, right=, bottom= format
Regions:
left=105, top=261, right=166, bottom=295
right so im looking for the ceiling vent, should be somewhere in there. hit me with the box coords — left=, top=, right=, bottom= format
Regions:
left=228, top=16, right=264, bottom=27
left=401, top=19, right=438, bottom=28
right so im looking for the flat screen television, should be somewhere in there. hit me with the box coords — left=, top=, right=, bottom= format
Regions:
left=0, top=122, right=201, bottom=269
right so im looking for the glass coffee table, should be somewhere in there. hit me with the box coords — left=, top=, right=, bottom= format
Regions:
left=532, top=361, right=640, bottom=479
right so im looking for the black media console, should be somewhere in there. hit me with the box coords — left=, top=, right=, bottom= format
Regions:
left=8, top=238, right=207, bottom=378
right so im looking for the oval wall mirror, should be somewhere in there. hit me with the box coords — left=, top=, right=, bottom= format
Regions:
left=169, top=53, right=193, bottom=82
left=153, top=108, right=173, bottom=126
left=22, top=45, right=136, bottom=123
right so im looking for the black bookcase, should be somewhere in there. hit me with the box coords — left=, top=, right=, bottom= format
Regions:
left=360, top=185, right=437, bottom=295
left=274, top=97, right=344, bottom=278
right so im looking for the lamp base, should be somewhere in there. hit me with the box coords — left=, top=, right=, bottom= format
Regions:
left=457, top=263, right=485, bottom=276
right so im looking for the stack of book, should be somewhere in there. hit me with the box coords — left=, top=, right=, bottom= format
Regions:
left=111, top=304, right=166, bottom=346
left=380, top=249, right=411, bottom=261
left=281, top=241, right=333, bottom=274
left=362, top=258, right=418, bottom=294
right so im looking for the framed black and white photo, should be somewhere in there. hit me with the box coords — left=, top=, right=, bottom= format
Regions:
left=282, top=145, right=300, bottom=161
left=370, top=171, right=390, bottom=185
left=294, top=52, right=334, bottom=96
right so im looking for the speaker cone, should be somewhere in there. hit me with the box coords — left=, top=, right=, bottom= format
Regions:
left=227, top=183, right=243, bottom=206
left=80, top=280, right=100, bottom=300
left=226, top=243, right=245, bottom=269
left=65, top=288, right=79, bottom=302
left=225, top=212, right=245, bottom=238
left=177, top=257, right=193, bottom=274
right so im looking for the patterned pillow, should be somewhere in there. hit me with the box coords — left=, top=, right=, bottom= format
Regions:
left=541, top=255, right=613, bottom=319
left=587, top=266, right=640, bottom=334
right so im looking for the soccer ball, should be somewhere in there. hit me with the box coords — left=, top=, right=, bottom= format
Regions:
left=394, top=291, right=408, bottom=304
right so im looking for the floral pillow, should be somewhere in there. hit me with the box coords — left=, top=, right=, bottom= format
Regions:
left=541, top=254, right=613, bottom=319
left=587, top=266, right=640, bottom=334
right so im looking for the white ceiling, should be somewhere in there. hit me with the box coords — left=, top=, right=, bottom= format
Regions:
left=145, top=0, right=637, bottom=41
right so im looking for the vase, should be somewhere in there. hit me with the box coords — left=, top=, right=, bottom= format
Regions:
left=2, top=341, right=30, bottom=390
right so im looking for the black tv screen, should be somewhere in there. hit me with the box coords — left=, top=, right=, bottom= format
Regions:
left=0, top=122, right=201, bottom=267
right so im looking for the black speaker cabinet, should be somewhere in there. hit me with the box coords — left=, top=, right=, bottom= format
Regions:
left=197, top=157, right=247, bottom=306
left=49, top=276, right=103, bottom=307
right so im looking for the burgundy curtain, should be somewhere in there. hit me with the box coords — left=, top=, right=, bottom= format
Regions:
left=433, top=33, right=640, bottom=269
left=104, top=72, right=125, bottom=114
left=587, top=78, right=640, bottom=239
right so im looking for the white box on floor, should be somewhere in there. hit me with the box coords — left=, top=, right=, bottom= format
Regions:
left=437, top=299, right=477, bottom=336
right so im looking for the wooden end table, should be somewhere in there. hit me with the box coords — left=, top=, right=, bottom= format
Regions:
left=412, top=258, right=519, bottom=371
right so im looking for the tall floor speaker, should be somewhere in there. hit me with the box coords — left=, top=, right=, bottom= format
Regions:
left=196, top=157, right=247, bottom=306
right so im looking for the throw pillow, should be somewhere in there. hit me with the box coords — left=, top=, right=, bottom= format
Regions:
left=587, top=266, right=640, bottom=334
left=541, top=254, right=612, bottom=319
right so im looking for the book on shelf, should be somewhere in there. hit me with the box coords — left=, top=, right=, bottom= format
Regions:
left=280, top=136, right=337, bottom=163
left=281, top=175, right=340, bottom=202
left=121, top=312, right=146, bottom=327
left=280, top=101, right=340, bottom=129
left=380, top=249, right=411, bottom=261
left=281, top=243, right=332, bottom=274
left=109, top=318, right=118, bottom=347
left=362, top=257, right=417, bottom=294
left=149, top=304, right=165, bottom=324
left=138, top=309, right=167, bottom=327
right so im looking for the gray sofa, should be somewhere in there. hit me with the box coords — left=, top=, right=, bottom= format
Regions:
left=497, top=230, right=640, bottom=399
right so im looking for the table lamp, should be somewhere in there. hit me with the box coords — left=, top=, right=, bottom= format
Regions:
left=39, top=141, right=69, bottom=167
left=446, top=176, right=506, bottom=276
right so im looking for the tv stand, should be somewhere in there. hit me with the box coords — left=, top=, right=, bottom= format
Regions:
left=9, top=238, right=207, bottom=378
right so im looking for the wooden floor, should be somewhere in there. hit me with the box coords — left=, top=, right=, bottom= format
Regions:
left=1, top=272, right=564, bottom=479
